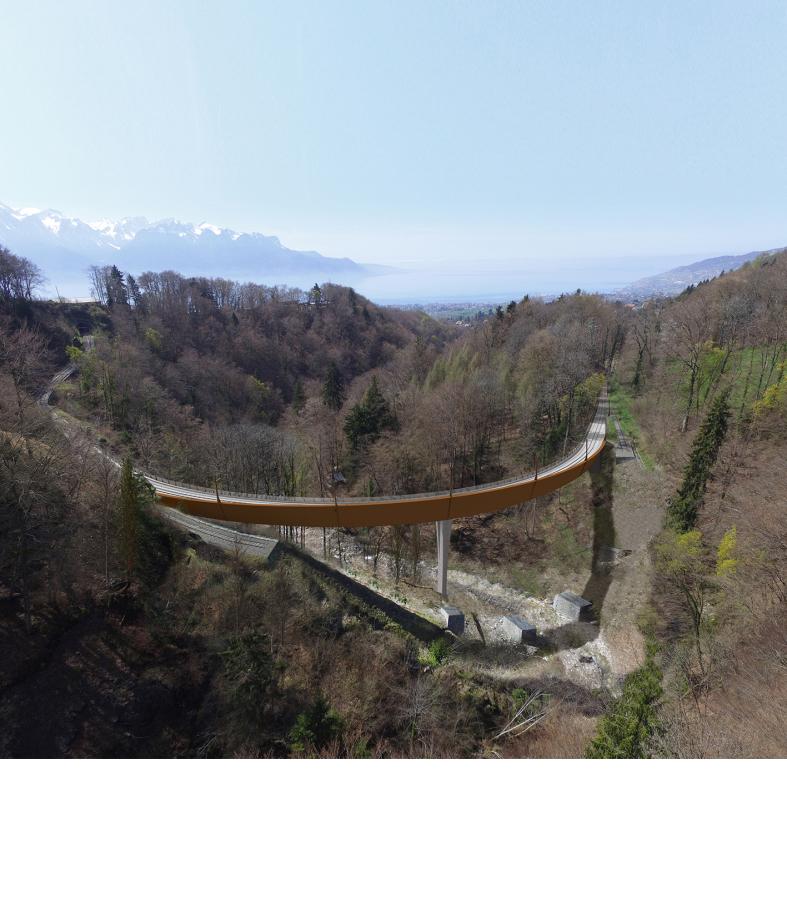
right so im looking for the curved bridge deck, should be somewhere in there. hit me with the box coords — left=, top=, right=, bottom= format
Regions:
left=150, top=394, right=608, bottom=528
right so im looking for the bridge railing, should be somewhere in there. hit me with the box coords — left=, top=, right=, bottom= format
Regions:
left=146, top=391, right=607, bottom=506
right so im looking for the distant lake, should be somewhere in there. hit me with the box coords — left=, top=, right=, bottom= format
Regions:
left=341, top=254, right=701, bottom=305
left=48, top=253, right=703, bottom=305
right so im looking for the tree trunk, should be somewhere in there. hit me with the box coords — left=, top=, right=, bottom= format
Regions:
left=681, top=366, right=697, bottom=433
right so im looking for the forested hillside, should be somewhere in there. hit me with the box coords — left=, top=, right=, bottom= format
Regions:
left=1, top=241, right=784, bottom=758
left=65, top=269, right=451, bottom=481
left=61, top=270, right=618, bottom=501
left=600, top=250, right=786, bottom=757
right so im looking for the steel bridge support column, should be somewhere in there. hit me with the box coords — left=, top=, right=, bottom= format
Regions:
left=435, top=519, right=452, bottom=596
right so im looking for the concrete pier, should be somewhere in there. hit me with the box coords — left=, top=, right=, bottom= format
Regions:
left=435, top=519, right=452, bottom=596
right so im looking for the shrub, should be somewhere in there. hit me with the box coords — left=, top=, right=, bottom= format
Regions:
left=289, top=696, right=343, bottom=755
left=511, top=687, right=528, bottom=710
left=221, top=631, right=277, bottom=730
left=424, top=637, right=451, bottom=668
left=586, top=648, right=663, bottom=758
left=716, top=527, right=738, bottom=577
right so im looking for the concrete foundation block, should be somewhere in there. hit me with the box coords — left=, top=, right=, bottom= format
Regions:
left=439, top=605, right=465, bottom=635
left=614, top=442, right=636, bottom=462
left=598, top=545, right=629, bottom=565
left=501, top=615, right=538, bottom=645
left=553, top=590, right=593, bottom=622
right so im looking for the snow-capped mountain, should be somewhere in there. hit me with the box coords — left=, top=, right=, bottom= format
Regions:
left=0, top=202, right=369, bottom=296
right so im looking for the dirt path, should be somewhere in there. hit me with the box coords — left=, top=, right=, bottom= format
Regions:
left=593, top=457, right=666, bottom=678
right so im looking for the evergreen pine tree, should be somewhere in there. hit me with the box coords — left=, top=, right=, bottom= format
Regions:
left=117, top=456, right=140, bottom=577
left=364, top=376, right=396, bottom=431
left=309, top=283, right=322, bottom=306
left=116, top=456, right=161, bottom=581
left=344, top=376, right=397, bottom=451
left=108, top=265, right=128, bottom=306
left=343, top=401, right=370, bottom=452
left=669, top=389, right=731, bottom=532
left=289, top=696, right=343, bottom=754
left=126, top=273, right=141, bottom=307
left=322, top=362, right=345, bottom=411
left=586, top=649, right=662, bottom=758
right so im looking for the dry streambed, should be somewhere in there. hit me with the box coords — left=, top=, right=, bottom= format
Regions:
left=298, top=525, right=622, bottom=692
left=236, top=454, right=665, bottom=695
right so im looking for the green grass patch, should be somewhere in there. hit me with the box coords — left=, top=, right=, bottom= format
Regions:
left=712, top=346, right=783, bottom=413
left=553, top=523, right=591, bottom=572
left=510, top=567, right=546, bottom=597
left=668, top=344, right=785, bottom=420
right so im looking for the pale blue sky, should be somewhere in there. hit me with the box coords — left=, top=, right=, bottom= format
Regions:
left=2, top=0, right=786, bottom=267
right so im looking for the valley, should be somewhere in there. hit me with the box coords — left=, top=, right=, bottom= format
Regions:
left=1, top=242, right=785, bottom=758
left=3, top=3, right=782, bottom=892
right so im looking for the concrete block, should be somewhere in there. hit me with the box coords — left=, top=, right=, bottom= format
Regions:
left=501, top=615, right=538, bottom=645
left=598, top=545, right=629, bottom=565
left=439, top=605, right=465, bottom=635
left=553, top=590, right=593, bottom=622
left=614, top=438, right=636, bottom=462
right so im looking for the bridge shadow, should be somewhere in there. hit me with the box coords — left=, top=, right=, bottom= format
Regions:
left=537, top=621, right=599, bottom=653
left=537, top=444, right=617, bottom=651
left=582, top=444, right=616, bottom=618
left=505, top=674, right=605, bottom=716
left=446, top=644, right=606, bottom=713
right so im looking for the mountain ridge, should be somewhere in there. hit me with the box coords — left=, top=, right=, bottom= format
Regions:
left=612, top=247, right=785, bottom=301
left=0, top=201, right=370, bottom=295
